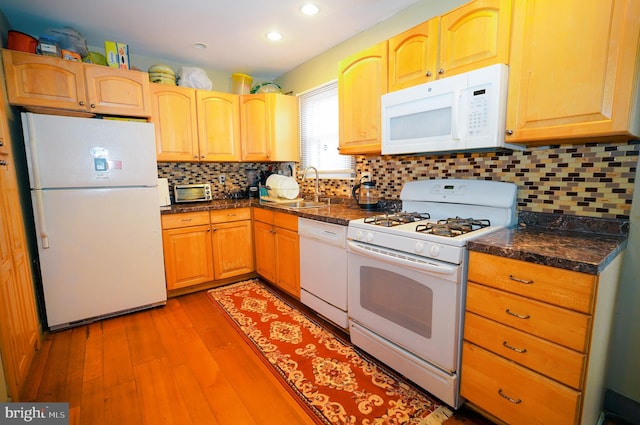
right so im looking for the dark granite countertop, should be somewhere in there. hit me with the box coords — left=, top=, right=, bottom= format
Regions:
left=163, top=203, right=629, bottom=275
left=467, top=212, right=629, bottom=275
left=160, top=198, right=379, bottom=226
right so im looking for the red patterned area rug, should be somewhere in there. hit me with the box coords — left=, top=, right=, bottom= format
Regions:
left=208, top=279, right=454, bottom=425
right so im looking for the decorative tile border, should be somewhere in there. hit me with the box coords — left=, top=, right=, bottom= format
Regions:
left=158, top=141, right=638, bottom=220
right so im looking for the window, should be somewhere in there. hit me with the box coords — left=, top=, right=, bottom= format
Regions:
left=299, top=80, right=354, bottom=179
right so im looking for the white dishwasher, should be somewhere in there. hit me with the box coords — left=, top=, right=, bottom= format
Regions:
left=299, top=218, right=349, bottom=329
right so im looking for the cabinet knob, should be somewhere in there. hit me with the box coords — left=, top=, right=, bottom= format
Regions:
left=201, top=155, right=205, bottom=159
left=0, top=140, right=4, bottom=147
left=194, top=155, right=198, bottom=159
left=425, top=70, right=432, bottom=77
left=90, top=104, right=96, bottom=109
left=506, top=129, right=514, bottom=136
left=79, top=101, right=85, bottom=106
left=438, top=69, right=445, bottom=75
left=0, top=159, right=7, bottom=166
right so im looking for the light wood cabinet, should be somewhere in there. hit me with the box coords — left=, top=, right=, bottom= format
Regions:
left=388, top=0, right=511, bottom=92
left=161, top=208, right=255, bottom=291
left=2, top=49, right=151, bottom=117
left=210, top=208, right=254, bottom=280
left=152, top=84, right=199, bottom=161
left=253, top=208, right=300, bottom=298
left=0, top=78, right=40, bottom=400
left=161, top=212, right=213, bottom=290
left=197, top=91, right=241, bottom=161
left=438, top=0, right=512, bottom=79
left=505, top=0, right=640, bottom=144
left=240, top=93, right=299, bottom=162
left=461, top=251, right=623, bottom=425
left=152, top=85, right=241, bottom=162
left=338, top=42, right=388, bottom=155
left=388, top=19, right=439, bottom=92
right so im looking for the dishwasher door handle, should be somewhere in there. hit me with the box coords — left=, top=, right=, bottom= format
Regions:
left=347, top=241, right=457, bottom=276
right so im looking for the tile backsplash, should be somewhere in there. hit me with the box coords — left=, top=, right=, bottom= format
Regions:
left=158, top=140, right=638, bottom=220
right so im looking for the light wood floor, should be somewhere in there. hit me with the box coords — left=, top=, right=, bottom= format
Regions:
left=20, top=286, right=622, bottom=425
left=20, top=288, right=319, bottom=425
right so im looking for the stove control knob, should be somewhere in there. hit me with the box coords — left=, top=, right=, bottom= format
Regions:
left=430, top=245, right=440, bottom=257
left=366, top=232, right=374, bottom=243
left=414, top=242, right=425, bottom=253
left=355, top=230, right=363, bottom=240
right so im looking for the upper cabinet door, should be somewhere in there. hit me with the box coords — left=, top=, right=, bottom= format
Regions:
left=197, top=91, right=241, bottom=162
left=240, top=94, right=270, bottom=161
left=388, top=18, right=439, bottom=91
left=2, top=49, right=86, bottom=112
left=151, top=84, right=200, bottom=162
left=505, top=0, right=640, bottom=143
left=338, top=42, right=388, bottom=155
left=83, top=64, right=152, bottom=117
left=439, top=0, right=512, bottom=78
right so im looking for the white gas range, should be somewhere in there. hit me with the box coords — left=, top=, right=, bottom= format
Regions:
left=347, top=178, right=517, bottom=409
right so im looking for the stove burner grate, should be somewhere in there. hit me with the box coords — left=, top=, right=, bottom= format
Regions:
left=364, top=212, right=431, bottom=227
left=415, top=217, right=491, bottom=237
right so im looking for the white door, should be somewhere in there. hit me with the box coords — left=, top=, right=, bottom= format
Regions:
left=22, top=112, right=157, bottom=189
left=34, top=186, right=166, bottom=329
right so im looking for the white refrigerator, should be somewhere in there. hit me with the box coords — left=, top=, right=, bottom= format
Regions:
left=22, top=112, right=167, bottom=330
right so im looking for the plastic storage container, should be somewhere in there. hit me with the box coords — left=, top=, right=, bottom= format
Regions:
left=231, top=73, right=253, bottom=94
left=37, top=35, right=61, bottom=57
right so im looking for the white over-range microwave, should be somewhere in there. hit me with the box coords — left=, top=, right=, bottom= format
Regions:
left=381, top=63, right=521, bottom=155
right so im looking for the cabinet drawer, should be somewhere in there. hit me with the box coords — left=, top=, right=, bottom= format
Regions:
left=161, top=211, right=210, bottom=229
left=468, top=251, right=596, bottom=314
left=461, top=343, right=581, bottom=425
left=464, top=312, right=586, bottom=389
left=210, top=208, right=251, bottom=223
left=274, top=211, right=298, bottom=231
left=253, top=207, right=274, bottom=224
left=466, top=283, right=591, bottom=352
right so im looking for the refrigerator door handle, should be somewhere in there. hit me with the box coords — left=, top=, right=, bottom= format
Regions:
left=25, top=113, right=43, bottom=189
left=33, top=189, right=50, bottom=249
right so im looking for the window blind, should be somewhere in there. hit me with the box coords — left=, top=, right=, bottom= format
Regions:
left=299, top=80, right=354, bottom=179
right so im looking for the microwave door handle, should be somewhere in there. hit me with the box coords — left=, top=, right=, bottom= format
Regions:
left=451, top=89, right=462, bottom=140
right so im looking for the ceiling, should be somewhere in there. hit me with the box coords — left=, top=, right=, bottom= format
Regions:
left=0, top=0, right=422, bottom=80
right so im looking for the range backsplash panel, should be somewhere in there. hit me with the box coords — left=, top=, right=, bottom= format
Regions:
left=158, top=141, right=638, bottom=220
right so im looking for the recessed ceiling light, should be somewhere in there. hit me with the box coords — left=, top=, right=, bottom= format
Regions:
left=266, top=31, right=283, bottom=41
left=192, top=42, right=208, bottom=50
left=301, top=3, right=320, bottom=16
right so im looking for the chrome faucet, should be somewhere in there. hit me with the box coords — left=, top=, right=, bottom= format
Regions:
left=302, top=166, right=320, bottom=202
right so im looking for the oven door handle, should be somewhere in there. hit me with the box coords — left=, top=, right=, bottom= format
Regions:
left=348, top=241, right=457, bottom=275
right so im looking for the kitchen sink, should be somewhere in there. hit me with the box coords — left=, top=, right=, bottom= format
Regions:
left=279, top=200, right=329, bottom=209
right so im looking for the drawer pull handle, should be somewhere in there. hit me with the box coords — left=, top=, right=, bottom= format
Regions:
left=509, top=275, right=534, bottom=284
left=503, top=341, right=527, bottom=353
left=181, top=218, right=192, bottom=222
left=505, top=309, right=530, bottom=319
left=498, top=389, right=522, bottom=404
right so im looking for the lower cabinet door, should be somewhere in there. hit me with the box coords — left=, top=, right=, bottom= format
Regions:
left=275, top=227, right=300, bottom=297
left=162, top=224, right=213, bottom=290
left=211, top=220, right=254, bottom=279
left=461, top=343, right=581, bottom=425
left=253, top=220, right=276, bottom=282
